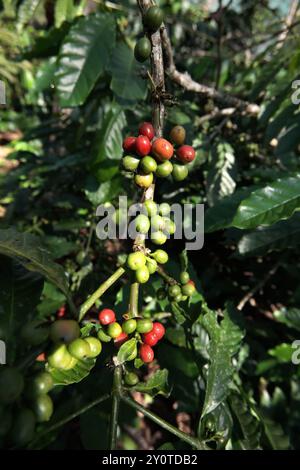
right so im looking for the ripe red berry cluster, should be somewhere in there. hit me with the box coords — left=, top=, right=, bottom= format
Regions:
left=97, top=308, right=165, bottom=366
left=122, top=121, right=196, bottom=187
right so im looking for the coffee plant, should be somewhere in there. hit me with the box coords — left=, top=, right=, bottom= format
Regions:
left=0, top=0, right=300, bottom=451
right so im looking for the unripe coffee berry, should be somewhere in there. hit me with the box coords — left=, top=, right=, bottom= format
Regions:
left=122, top=319, right=137, bottom=335
left=123, top=136, right=136, bottom=153
left=107, top=322, right=123, bottom=339
left=139, top=344, right=154, bottom=363
left=180, top=271, right=190, bottom=284
left=181, top=282, right=195, bottom=297
left=127, top=252, right=146, bottom=270
left=156, top=160, right=173, bottom=178
left=151, top=231, right=167, bottom=245
left=135, top=172, right=153, bottom=188
left=139, top=122, right=155, bottom=141
left=143, top=6, right=164, bottom=32
left=122, top=156, right=139, bottom=172
left=140, top=156, right=157, bottom=174
left=98, top=308, right=116, bottom=326
left=97, top=329, right=112, bottom=343
left=144, top=200, right=157, bottom=216
left=136, top=135, right=151, bottom=157
left=168, top=284, right=181, bottom=298
left=124, top=372, right=139, bottom=386
left=152, top=249, right=168, bottom=264
left=172, top=164, right=188, bottom=181
left=147, top=258, right=158, bottom=274
left=135, top=214, right=150, bottom=234
left=136, top=265, right=150, bottom=284
left=134, top=37, right=151, bottom=63
left=136, top=319, right=153, bottom=334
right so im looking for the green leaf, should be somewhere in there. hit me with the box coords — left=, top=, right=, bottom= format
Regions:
left=43, top=236, right=77, bottom=259
left=0, top=256, right=44, bottom=359
left=90, top=104, right=126, bottom=183
left=117, top=338, right=137, bottom=364
left=0, top=228, right=70, bottom=298
left=47, top=358, right=96, bottom=386
left=134, top=369, right=170, bottom=397
left=207, top=141, right=236, bottom=206
left=205, top=187, right=255, bottom=233
left=170, top=302, right=186, bottom=324
left=55, top=0, right=75, bottom=28
left=200, top=304, right=245, bottom=418
left=84, top=176, right=122, bottom=205
left=229, top=394, right=261, bottom=449
left=232, top=175, right=300, bottom=229
left=237, top=213, right=300, bottom=256
left=37, top=283, right=66, bottom=317
left=273, top=307, right=300, bottom=332
left=109, top=42, right=147, bottom=103
left=268, top=343, right=294, bottom=363
left=259, top=410, right=290, bottom=450
left=55, top=13, right=116, bottom=106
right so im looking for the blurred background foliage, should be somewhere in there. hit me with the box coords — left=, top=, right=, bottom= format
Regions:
left=1, top=0, right=300, bottom=450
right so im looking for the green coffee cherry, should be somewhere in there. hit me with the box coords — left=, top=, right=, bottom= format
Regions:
left=136, top=319, right=153, bottom=334
left=168, top=284, right=181, bottom=298
left=180, top=271, right=190, bottom=284
left=84, top=337, right=102, bottom=357
left=151, top=231, right=167, bottom=245
left=136, top=265, right=150, bottom=284
left=172, top=164, right=188, bottom=181
left=152, top=249, right=168, bottom=264
left=181, top=283, right=196, bottom=297
left=151, top=215, right=166, bottom=231
left=147, top=258, right=158, bottom=274
left=156, top=160, right=173, bottom=178
left=97, top=329, right=112, bottom=343
left=144, top=200, right=157, bottom=217
left=135, top=214, right=150, bottom=234
left=124, top=372, right=139, bottom=386
left=143, top=6, right=164, bottom=32
left=134, top=37, right=151, bottom=62
left=140, top=156, right=157, bottom=174
left=159, top=203, right=171, bottom=216
left=164, top=218, right=176, bottom=235
left=127, top=252, right=146, bottom=270
left=122, top=319, right=137, bottom=335
left=122, top=156, right=140, bottom=172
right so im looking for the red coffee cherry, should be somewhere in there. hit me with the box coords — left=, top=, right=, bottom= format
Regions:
left=98, top=308, right=116, bottom=326
left=114, top=332, right=128, bottom=347
left=139, top=122, right=155, bottom=141
left=136, top=135, right=152, bottom=157
left=152, top=138, right=174, bottom=161
left=142, top=331, right=159, bottom=346
left=176, top=145, right=196, bottom=164
left=152, top=322, right=165, bottom=340
left=123, top=136, right=136, bottom=153
left=139, top=344, right=154, bottom=363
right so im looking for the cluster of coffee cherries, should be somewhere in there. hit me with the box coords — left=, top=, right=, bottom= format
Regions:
left=97, top=308, right=165, bottom=367
left=134, top=6, right=164, bottom=63
left=126, top=247, right=168, bottom=284
left=157, top=271, right=196, bottom=304
left=0, top=366, right=54, bottom=446
left=47, top=319, right=102, bottom=371
left=122, top=122, right=196, bottom=186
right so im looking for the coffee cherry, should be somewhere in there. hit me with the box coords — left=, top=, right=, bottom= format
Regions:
left=99, top=308, right=116, bottom=325
left=157, top=287, right=167, bottom=299
left=176, top=145, right=196, bottom=164
left=134, top=37, right=151, bottom=62
left=48, top=344, right=77, bottom=370
left=152, top=138, right=173, bottom=161
left=181, top=282, right=196, bottom=297
left=136, top=135, right=151, bottom=157
left=97, top=329, right=112, bottom=343
left=172, top=163, right=188, bottom=181
left=140, top=156, right=157, bottom=174
left=30, top=372, right=53, bottom=396
left=107, top=322, right=123, bottom=339
left=0, top=367, right=24, bottom=404
left=136, top=319, right=153, bottom=334
left=33, top=394, right=53, bottom=423
left=144, top=200, right=157, bottom=217
left=50, top=320, right=80, bottom=344
left=151, top=214, right=166, bottom=231
left=10, top=409, right=36, bottom=446
left=135, top=214, right=150, bottom=234
left=180, top=271, right=190, bottom=284
left=114, top=332, right=128, bottom=347
left=135, top=172, right=153, bottom=188
left=127, top=252, right=146, bottom=270
left=84, top=337, right=102, bottom=358
left=164, top=218, right=176, bottom=235
left=152, top=249, right=168, bottom=264
left=170, top=125, right=186, bottom=146
left=21, top=320, right=49, bottom=346
left=152, top=322, right=165, bottom=340
left=139, top=122, right=155, bottom=141
left=156, top=160, right=173, bottom=178
left=124, top=372, right=139, bottom=386
left=68, top=338, right=91, bottom=360
left=168, top=284, right=181, bottom=298
left=136, top=265, right=150, bottom=284
left=159, top=202, right=171, bottom=216
left=122, top=156, right=140, bottom=171
left=140, top=344, right=154, bottom=363
left=142, top=331, right=158, bottom=346
left=174, top=293, right=183, bottom=303
left=146, top=258, right=157, bottom=274
left=151, top=231, right=167, bottom=245
left=122, top=319, right=137, bottom=335
left=123, top=136, right=136, bottom=153
left=143, top=6, right=164, bottom=32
